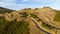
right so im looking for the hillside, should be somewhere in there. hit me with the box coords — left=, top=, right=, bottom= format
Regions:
left=54, top=10, right=60, bottom=22
left=0, top=7, right=14, bottom=14
left=0, top=7, right=60, bottom=34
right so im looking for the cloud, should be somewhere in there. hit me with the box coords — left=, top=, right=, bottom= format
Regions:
left=22, top=0, right=55, bottom=2
left=0, top=0, right=60, bottom=10
left=0, top=0, right=15, bottom=6
left=36, top=0, right=54, bottom=2
left=4, top=0, right=15, bottom=2
left=0, top=2, right=28, bottom=10
left=22, top=0, right=28, bottom=2
left=0, top=0, right=27, bottom=10
left=0, top=0, right=34, bottom=10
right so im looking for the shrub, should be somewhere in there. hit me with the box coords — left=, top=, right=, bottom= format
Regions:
left=21, top=12, right=28, bottom=18
left=0, top=19, right=29, bottom=34
left=42, top=22, right=54, bottom=30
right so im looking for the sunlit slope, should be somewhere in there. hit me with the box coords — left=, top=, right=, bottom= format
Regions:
left=0, top=7, right=60, bottom=34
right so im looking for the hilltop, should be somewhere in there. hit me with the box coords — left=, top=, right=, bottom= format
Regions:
left=0, top=7, right=60, bottom=34
left=0, top=7, right=15, bottom=14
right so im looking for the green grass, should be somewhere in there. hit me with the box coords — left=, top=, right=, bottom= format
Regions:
left=42, top=22, right=55, bottom=30
left=0, top=16, right=6, bottom=25
left=30, top=13, right=41, bottom=21
left=30, top=13, right=38, bottom=18
left=21, top=12, right=28, bottom=18
left=0, top=7, right=14, bottom=14
left=54, top=10, right=60, bottom=22
left=0, top=18, right=29, bottom=34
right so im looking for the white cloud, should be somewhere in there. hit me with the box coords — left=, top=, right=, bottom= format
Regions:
left=35, top=0, right=55, bottom=3
left=0, top=0, right=30, bottom=10
left=0, top=0, right=15, bottom=4
left=22, top=0, right=28, bottom=2
left=0, top=0, right=60, bottom=10
left=0, top=0, right=33, bottom=10
left=2, top=0, right=15, bottom=3
left=0, top=0, right=26, bottom=10
left=22, top=0, right=55, bottom=2
left=0, top=0, right=16, bottom=6
left=0, top=2, right=27, bottom=10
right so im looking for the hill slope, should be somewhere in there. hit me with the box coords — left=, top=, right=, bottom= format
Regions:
left=0, top=7, right=14, bottom=14
left=0, top=7, right=60, bottom=34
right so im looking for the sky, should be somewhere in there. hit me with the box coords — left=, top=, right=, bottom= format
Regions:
left=0, top=0, right=60, bottom=10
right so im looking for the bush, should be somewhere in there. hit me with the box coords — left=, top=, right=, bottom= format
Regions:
left=42, top=22, right=54, bottom=30
left=0, top=19, right=29, bottom=34
left=21, top=12, right=28, bottom=18
left=30, top=13, right=38, bottom=18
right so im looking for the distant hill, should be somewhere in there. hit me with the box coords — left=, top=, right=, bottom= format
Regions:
left=0, top=7, right=15, bottom=14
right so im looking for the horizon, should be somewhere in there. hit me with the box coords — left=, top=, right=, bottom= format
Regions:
left=0, top=0, right=60, bottom=10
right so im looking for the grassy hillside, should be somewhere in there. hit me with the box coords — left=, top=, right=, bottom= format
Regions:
left=0, top=7, right=29, bottom=34
left=0, top=7, right=14, bottom=14
left=54, top=10, right=60, bottom=22
left=0, top=7, right=60, bottom=34
left=0, top=17, right=29, bottom=34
